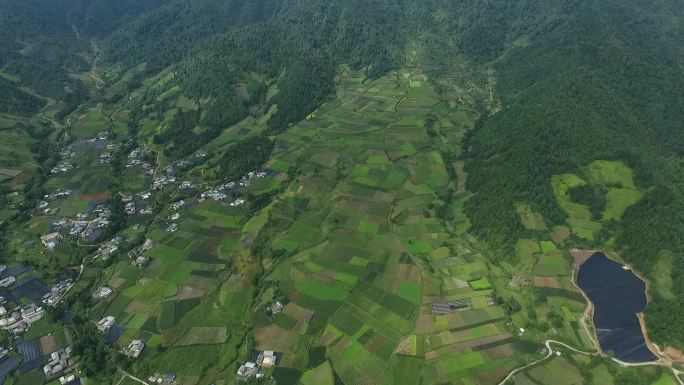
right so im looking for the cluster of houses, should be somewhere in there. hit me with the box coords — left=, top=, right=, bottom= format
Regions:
left=127, top=147, right=155, bottom=175
left=43, top=346, right=73, bottom=378
left=129, top=239, right=153, bottom=268
left=170, top=200, right=186, bottom=211
left=197, top=169, right=269, bottom=205
left=198, top=190, right=228, bottom=202
left=153, top=174, right=177, bottom=190
left=0, top=303, right=44, bottom=334
left=40, top=218, right=69, bottom=250
left=41, top=279, right=73, bottom=306
left=52, top=135, right=111, bottom=174
left=269, top=301, right=284, bottom=315
left=177, top=150, right=206, bottom=168
left=95, top=236, right=124, bottom=260
left=80, top=206, right=111, bottom=243
left=165, top=199, right=187, bottom=223
left=178, top=180, right=199, bottom=193
left=159, top=221, right=178, bottom=233
left=0, top=266, right=51, bottom=335
left=41, top=207, right=112, bottom=249
left=100, top=151, right=112, bottom=164
left=51, top=162, right=74, bottom=175
left=37, top=189, right=73, bottom=215
left=236, top=350, right=278, bottom=381
left=153, top=151, right=209, bottom=191
left=59, top=148, right=76, bottom=160
left=124, top=191, right=153, bottom=216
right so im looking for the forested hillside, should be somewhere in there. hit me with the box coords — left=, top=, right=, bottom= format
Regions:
left=458, top=0, right=684, bottom=347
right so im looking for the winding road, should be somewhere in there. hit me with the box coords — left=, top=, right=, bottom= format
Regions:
left=497, top=339, right=684, bottom=385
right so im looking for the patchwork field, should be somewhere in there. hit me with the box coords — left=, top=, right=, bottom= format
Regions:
left=551, top=160, right=644, bottom=240
left=225, top=69, right=531, bottom=385
left=91, top=198, right=267, bottom=380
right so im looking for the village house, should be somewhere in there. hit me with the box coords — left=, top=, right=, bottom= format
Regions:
left=41, top=232, right=62, bottom=250
left=59, top=374, right=78, bottom=385
left=230, top=198, right=246, bottom=207
left=0, top=276, right=16, bottom=288
left=0, top=346, right=9, bottom=361
left=94, top=286, right=113, bottom=299
left=236, top=362, right=258, bottom=381
left=42, top=279, right=73, bottom=306
left=69, top=221, right=87, bottom=236
left=96, top=237, right=124, bottom=260
left=43, top=347, right=72, bottom=378
left=256, top=350, right=277, bottom=367
left=100, top=152, right=112, bottom=164
left=133, top=256, right=150, bottom=268
left=237, top=350, right=279, bottom=381
left=125, top=202, right=136, bottom=215
left=97, top=316, right=116, bottom=332
left=0, top=304, right=45, bottom=334
left=124, top=340, right=145, bottom=358
left=142, top=239, right=154, bottom=251
left=270, top=301, right=284, bottom=315
left=171, top=200, right=186, bottom=211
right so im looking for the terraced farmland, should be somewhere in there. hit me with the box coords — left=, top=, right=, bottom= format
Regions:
left=226, top=69, right=530, bottom=385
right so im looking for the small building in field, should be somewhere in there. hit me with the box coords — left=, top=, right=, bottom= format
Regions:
left=125, top=340, right=145, bottom=358
left=41, top=233, right=62, bottom=250
left=97, top=316, right=116, bottom=332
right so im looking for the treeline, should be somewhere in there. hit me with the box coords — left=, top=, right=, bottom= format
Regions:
left=454, top=0, right=684, bottom=348
left=0, top=0, right=89, bottom=116
left=151, top=91, right=248, bottom=159
left=216, top=135, right=274, bottom=181
left=3, top=55, right=83, bottom=100
left=99, top=0, right=411, bottom=137
left=619, top=188, right=684, bottom=347
left=568, top=184, right=607, bottom=220
left=65, top=0, right=174, bottom=37
left=461, top=0, right=684, bottom=252
left=0, top=78, right=45, bottom=114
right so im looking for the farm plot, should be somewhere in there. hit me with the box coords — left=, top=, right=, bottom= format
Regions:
left=242, top=68, right=524, bottom=385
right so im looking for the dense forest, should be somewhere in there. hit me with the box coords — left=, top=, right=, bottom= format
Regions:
left=456, top=0, right=684, bottom=347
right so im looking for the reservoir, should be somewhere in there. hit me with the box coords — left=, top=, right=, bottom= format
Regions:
left=576, top=252, right=658, bottom=363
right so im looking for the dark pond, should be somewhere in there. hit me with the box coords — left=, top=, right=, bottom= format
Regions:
left=576, top=252, right=658, bottom=363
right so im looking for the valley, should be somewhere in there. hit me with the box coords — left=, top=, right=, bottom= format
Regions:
left=0, top=1, right=683, bottom=385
